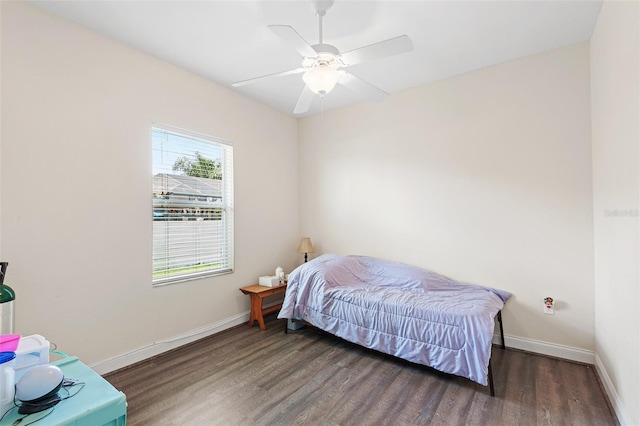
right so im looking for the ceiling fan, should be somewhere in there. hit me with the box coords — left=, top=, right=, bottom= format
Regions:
left=231, top=0, right=414, bottom=114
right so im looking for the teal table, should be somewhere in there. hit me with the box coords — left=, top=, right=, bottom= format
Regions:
left=0, top=356, right=126, bottom=425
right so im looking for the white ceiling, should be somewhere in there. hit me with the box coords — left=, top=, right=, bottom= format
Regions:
left=29, top=0, right=603, bottom=117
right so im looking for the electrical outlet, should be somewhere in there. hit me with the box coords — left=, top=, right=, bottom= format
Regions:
left=543, top=297, right=554, bottom=315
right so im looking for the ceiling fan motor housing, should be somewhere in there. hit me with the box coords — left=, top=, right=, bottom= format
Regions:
left=312, top=44, right=339, bottom=57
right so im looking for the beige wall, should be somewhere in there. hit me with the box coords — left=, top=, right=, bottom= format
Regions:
left=299, top=43, right=595, bottom=355
left=591, top=1, right=639, bottom=425
left=0, top=2, right=299, bottom=367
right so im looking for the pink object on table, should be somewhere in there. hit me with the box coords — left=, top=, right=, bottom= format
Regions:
left=0, top=334, right=21, bottom=352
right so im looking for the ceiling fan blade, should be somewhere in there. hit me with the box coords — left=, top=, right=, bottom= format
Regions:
left=340, top=35, right=413, bottom=67
left=339, top=71, right=389, bottom=102
left=268, top=25, right=317, bottom=58
left=294, top=85, right=315, bottom=114
left=231, top=68, right=305, bottom=88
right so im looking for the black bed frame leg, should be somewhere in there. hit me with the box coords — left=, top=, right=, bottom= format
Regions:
left=488, top=359, right=495, bottom=397
left=497, top=310, right=505, bottom=350
left=487, top=310, right=505, bottom=397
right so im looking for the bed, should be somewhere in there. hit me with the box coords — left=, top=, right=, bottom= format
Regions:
left=277, top=254, right=510, bottom=394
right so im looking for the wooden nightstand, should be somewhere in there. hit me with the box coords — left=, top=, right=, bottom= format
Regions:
left=239, top=283, right=287, bottom=331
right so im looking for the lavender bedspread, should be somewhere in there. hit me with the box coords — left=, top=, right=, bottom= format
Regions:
left=278, top=254, right=510, bottom=386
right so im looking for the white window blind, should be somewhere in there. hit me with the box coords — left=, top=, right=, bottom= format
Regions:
left=152, top=124, right=234, bottom=285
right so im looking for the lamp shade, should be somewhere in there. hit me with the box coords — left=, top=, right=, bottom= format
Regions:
left=297, top=237, right=316, bottom=254
left=303, top=66, right=339, bottom=96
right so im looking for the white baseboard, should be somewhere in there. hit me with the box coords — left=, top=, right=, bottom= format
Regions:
left=492, top=333, right=594, bottom=364
left=594, top=353, right=632, bottom=426
left=94, top=320, right=593, bottom=375
left=90, top=312, right=250, bottom=375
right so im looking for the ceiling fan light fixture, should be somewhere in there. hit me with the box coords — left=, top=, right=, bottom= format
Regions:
left=303, top=65, right=339, bottom=96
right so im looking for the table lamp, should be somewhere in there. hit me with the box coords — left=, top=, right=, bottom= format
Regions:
left=297, top=237, right=315, bottom=263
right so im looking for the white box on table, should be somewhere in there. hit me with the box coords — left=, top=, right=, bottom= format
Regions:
left=259, top=276, right=282, bottom=287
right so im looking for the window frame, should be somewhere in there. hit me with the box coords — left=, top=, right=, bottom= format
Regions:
left=151, top=123, right=234, bottom=286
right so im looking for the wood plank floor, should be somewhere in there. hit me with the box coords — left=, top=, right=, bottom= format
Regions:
left=104, top=316, right=618, bottom=425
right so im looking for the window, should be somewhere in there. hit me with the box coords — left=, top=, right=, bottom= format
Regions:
left=152, top=124, right=234, bottom=285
